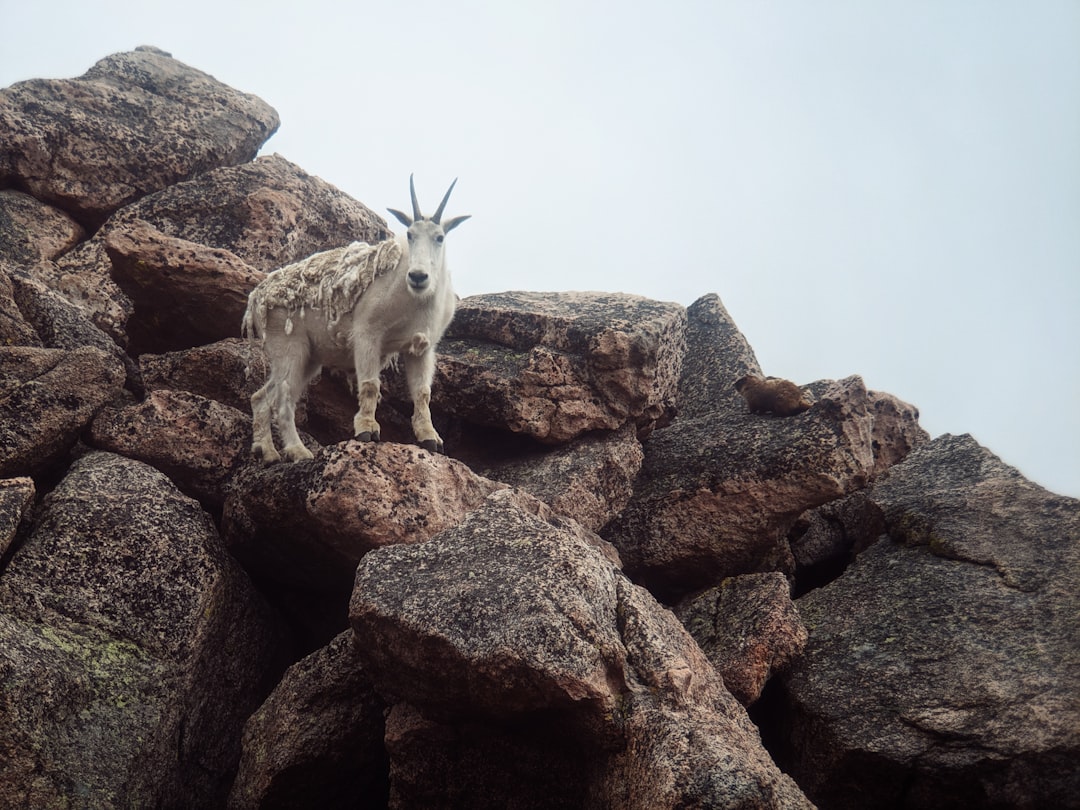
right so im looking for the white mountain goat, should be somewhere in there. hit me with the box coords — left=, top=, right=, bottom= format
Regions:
left=241, top=176, right=469, bottom=462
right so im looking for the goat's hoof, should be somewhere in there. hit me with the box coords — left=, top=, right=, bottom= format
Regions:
left=419, top=439, right=444, bottom=455
left=253, top=444, right=281, bottom=464
left=356, top=430, right=380, bottom=443
left=284, top=444, right=314, bottom=462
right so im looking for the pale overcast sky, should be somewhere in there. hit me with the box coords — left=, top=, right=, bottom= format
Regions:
left=2, top=0, right=1078, bottom=497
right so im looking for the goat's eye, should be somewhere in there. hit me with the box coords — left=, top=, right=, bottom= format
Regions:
left=407, top=232, right=414, bottom=242
left=436, top=235, right=444, bottom=244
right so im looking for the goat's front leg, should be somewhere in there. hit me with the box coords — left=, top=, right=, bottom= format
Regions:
left=404, top=340, right=443, bottom=454
left=353, top=341, right=383, bottom=443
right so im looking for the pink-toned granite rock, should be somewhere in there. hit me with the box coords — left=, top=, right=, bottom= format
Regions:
left=675, top=572, right=807, bottom=705
left=432, top=292, right=685, bottom=444
left=0, top=46, right=278, bottom=227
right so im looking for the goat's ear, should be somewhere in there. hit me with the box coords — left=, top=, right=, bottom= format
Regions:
left=442, top=214, right=471, bottom=233
left=387, top=207, right=413, bottom=227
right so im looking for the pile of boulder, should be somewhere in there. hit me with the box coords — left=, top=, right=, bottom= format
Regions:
left=2, top=48, right=1077, bottom=809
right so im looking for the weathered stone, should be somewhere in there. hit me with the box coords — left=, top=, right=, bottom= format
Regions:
left=0, top=46, right=278, bottom=227
left=675, top=572, right=807, bottom=705
left=0, top=451, right=281, bottom=808
left=104, top=219, right=266, bottom=353
left=475, top=423, right=644, bottom=532
left=223, top=441, right=507, bottom=594
left=677, top=293, right=762, bottom=419
left=433, top=292, right=685, bottom=443
left=0, top=476, right=34, bottom=558
left=56, top=153, right=389, bottom=342
left=351, top=497, right=812, bottom=808
left=781, top=434, right=1080, bottom=809
left=229, top=631, right=388, bottom=809
left=0, top=190, right=85, bottom=265
left=603, top=374, right=876, bottom=602
left=0, top=345, right=125, bottom=477
left=89, top=389, right=252, bottom=507
left=866, top=388, right=929, bottom=475
left=0, top=267, right=41, bottom=347
left=787, top=491, right=886, bottom=588
left=8, top=269, right=127, bottom=364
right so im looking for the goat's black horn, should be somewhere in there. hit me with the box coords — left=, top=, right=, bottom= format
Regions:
left=409, top=174, right=422, bottom=221
left=432, top=178, right=458, bottom=224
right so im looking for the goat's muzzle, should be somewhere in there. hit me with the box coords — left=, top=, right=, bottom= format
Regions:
left=408, top=270, right=430, bottom=291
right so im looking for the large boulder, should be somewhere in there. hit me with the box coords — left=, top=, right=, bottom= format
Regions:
left=54, top=153, right=389, bottom=343
left=0, top=46, right=279, bottom=227
left=0, top=451, right=281, bottom=808
left=432, top=292, right=685, bottom=444
left=603, top=375, right=877, bottom=602
left=0, top=345, right=125, bottom=478
left=350, top=495, right=812, bottom=808
left=89, top=388, right=253, bottom=508
left=104, top=219, right=267, bottom=353
left=781, top=434, right=1080, bottom=809
left=229, top=631, right=388, bottom=809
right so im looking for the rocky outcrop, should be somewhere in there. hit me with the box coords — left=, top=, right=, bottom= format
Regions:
left=434, top=291, right=685, bottom=443
left=0, top=46, right=278, bottom=227
left=351, top=496, right=811, bottom=808
left=0, top=452, right=280, bottom=808
left=229, top=631, right=388, bottom=809
left=780, top=434, right=1080, bottom=809
left=2, top=50, right=1073, bottom=809
left=602, top=374, right=876, bottom=602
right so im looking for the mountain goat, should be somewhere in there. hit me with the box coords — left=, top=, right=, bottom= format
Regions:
left=242, top=176, right=469, bottom=462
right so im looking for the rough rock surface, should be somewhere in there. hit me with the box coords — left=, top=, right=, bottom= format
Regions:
left=352, top=496, right=811, bottom=809
left=7, top=268, right=130, bottom=372
left=675, top=573, right=808, bottom=706
left=0, top=46, right=279, bottom=226
left=474, top=423, right=644, bottom=532
left=104, top=219, right=266, bottom=353
left=603, top=374, right=876, bottom=602
left=781, top=434, right=1080, bottom=809
left=0, top=345, right=125, bottom=477
left=229, top=631, right=388, bottom=809
left=0, top=190, right=85, bottom=264
left=54, top=152, right=389, bottom=342
left=89, top=388, right=253, bottom=507
left=223, top=441, right=507, bottom=594
left=0, top=451, right=280, bottom=808
left=787, top=491, right=887, bottom=587
left=678, top=293, right=762, bottom=418
left=0, top=267, right=41, bottom=346
left=434, top=292, right=685, bottom=443
left=0, top=476, right=34, bottom=557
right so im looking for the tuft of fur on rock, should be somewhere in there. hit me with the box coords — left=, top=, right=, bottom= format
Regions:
left=735, top=374, right=814, bottom=417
